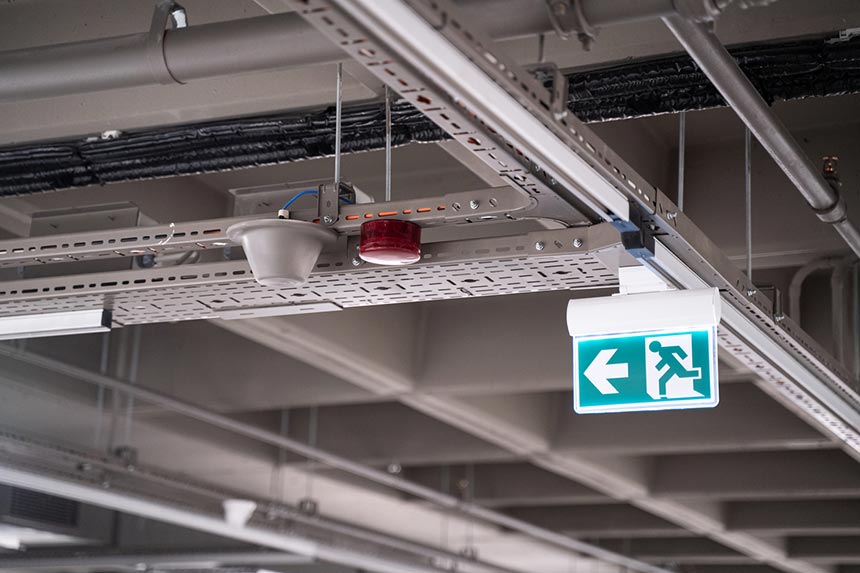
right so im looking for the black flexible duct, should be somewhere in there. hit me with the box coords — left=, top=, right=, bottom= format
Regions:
left=0, top=35, right=857, bottom=196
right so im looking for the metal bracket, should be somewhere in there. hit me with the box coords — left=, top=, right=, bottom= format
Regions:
left=672, top=0, right=723, bottom=23
left=616, top=203, right=656, bottom=260
left=318, top=182, right=342, bottom=226
left=526, top=63, right=570, bottom=120
left=146, top=0, right=187, bottom=85
left=818, top=156, right=848, bottom=225
left=545, top=0, right=596, bottom=50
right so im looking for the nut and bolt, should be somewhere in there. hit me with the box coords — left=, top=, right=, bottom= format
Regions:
left=351, top=257, right=362, bottom=267
left=666, top=211, right=678, bottom=221
left=535, top=241, right=545, bottom=251
left=322, top=215, right=335, bottom=225
left=774, top=313, right=786, bottom=322
left=469, top=200, right=480, bottom=210
left=747, top=288, right=757, bottom=297
left=572, top=238, right=583, bottom=248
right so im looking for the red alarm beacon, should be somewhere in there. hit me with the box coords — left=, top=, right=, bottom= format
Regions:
left=359, top=219, right=421, bottom=265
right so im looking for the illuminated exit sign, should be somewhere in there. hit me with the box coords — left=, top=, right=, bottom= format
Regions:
left=567, top=288, right=720, bottom=414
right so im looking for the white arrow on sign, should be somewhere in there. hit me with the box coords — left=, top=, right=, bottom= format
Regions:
left=584, top=349, right=628, bottom=395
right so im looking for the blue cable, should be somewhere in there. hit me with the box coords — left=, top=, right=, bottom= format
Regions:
left=281, top=189, right=318, bottom=210
left=281, top=189, right=354, bottom=210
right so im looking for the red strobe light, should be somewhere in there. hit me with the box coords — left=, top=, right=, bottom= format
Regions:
left=359, top=219, right=421, bottom=265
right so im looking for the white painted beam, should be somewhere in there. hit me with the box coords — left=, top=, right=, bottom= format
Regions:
left=789, top=537, right=860, bottom=563
left=285, top=403, right=518, bottom=466
left=552, top=384, right=831, bottom=455
left=596, top=537, right=752, bottom=565
left=652, top=451, right=860, bottom=499
left=727, top=500, right=860, bottom=535
left=402, top=462, right=610, bottom=507
left=502, top=505, right=685, bottom=538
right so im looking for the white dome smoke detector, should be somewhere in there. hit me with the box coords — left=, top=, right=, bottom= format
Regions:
left=227, top=219, right=337, bottom=287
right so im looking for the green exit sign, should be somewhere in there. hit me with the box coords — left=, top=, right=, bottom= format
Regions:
left=568, top=288, right=720, bottom=414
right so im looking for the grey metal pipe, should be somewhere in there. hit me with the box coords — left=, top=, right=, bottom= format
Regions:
left=788, top=258, right=838, bottom=324
left=663, top=15, right=860, bottom=260
left=833, top=263, right=847, bottom=362
left=581, top=0, right=675, bottom=27
left=0, top=0, right=686, bottom=103
left=162, top=13, right=345, bottom=81
left=0, top=13, right=344, bottom=102
left=0, top=345, right=671, bottom=573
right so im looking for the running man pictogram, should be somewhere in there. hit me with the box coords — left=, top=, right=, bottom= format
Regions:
left=648, top=340, right=700, bottom=385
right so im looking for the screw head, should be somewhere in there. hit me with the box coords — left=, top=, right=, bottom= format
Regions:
left=572, top=238, right=583, bottom=248
left=387, top=462, right=402, bottom=474
left=322, top=215, right=334, bottom=225
left=535, top=241, right=545, bottom=251
left=469, top=200, right=480, bottom=210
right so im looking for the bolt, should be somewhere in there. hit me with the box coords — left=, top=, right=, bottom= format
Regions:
left=774, top=313, right=786, bottom=323
left=747, top=288, right=757, bottom=297
left=351, top=257, right=362, bottom=267
left=322, top=215, right=334, bottom=225
left=469, top=200, right=480, bottom=210
left=535, top=241, right=545, bottom=251
left=387, top=462, right=402, bottom=475
left=572, top=238, right=583, bottom=248
left=298, top=497, right=319, bottom=516
left=666, top=211, right=678, bottom=221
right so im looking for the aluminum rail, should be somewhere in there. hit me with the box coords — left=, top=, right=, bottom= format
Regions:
left=0, top=551, right=313, bottom=569
left=0, top=0, right=686, bottom=102
left=0, top=345, right=672, bottom=573
left=663, top=16, right=860, bottom=260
